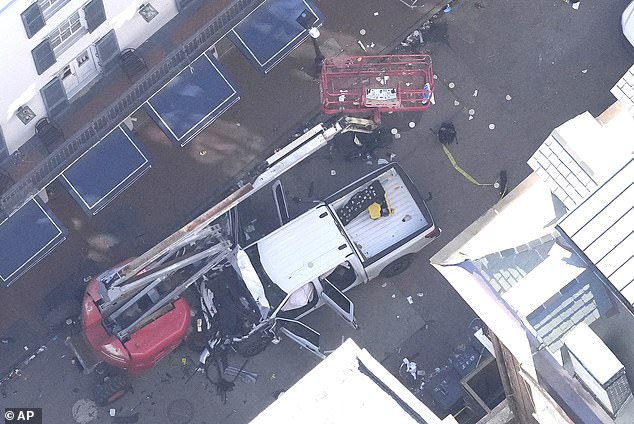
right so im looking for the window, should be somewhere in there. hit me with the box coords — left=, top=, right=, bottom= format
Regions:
left=38, top=0, right=71, bottom=19
left=48, top=11, right=84, bottom=51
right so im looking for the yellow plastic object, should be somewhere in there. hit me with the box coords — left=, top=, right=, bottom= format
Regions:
left=368, top=202, right=382, bottom=219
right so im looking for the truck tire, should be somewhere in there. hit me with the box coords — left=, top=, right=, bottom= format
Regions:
left=234, top=333, right=272, bottom=357
left=94, top=375, right=132, bottom=406
left=380, top=254, right=414, bottom=278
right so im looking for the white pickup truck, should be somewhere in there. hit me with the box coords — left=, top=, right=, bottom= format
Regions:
left=199, top=163, right=439, bottom=360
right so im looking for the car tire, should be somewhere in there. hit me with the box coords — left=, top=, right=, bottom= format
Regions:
left=94, top=375, right=132, bottom=406
left=380, top=254, right=414, bottom=278
left=234, top=333, right=272, bottom=357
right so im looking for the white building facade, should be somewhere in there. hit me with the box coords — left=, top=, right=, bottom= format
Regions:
left=0, top=0, right=196, bottom=161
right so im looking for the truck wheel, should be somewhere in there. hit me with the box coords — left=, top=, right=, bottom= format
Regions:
left=380, top=255, right=414, bottom=278
left=234, top=334, right=272, bottom=357
left=94, top=375, right=132, bottom=406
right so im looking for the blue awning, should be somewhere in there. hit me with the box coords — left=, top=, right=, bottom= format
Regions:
left=230, top=0, right=324, bottom=74
left=0, top=197, right=67, bottom=287
left=61, top=124, right=151, bottom=215
left=145, top=50, right=240, bottom=147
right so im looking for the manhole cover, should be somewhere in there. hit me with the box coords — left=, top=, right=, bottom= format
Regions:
left=72, top=399, right=97, bottom=423
left=167, top=399, right=194, bottom=424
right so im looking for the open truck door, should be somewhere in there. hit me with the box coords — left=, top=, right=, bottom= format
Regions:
left=320, top=278, right=359, bottom=329
left=276, top=318, right=325, bottom=359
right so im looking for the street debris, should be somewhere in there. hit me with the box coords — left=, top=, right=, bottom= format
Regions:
left=330, top=169, right=336, bottom=176
left=468, top=116, right=474, bottom=120
left=402, top=358, right=418, bottom=379
left=224, top=366, right=258, bottom=384
left=391, top=128, right=399, bottom=135
left=357, top=40, right=367, bottom=52
left=390, top=153, right=397, bottom=161
left=582, top=69, right=588, bottom=73
left=407, top=296, right=414, bottom=304
left=109, top=409, right=116, bottom=417
left=377, top=158, right=389, bottom=165
left=374, top=11, right=379, bottom=16
left=360, top=29, right=367, bottom=36
left=454, top=100, right=460, bottom=106
left=443, top=4, right=452, bottom=13
left=409, top=121, right=416, bottom=128
left=394, top=133, right=402, bottom=139
left=392, top=294, right=396, bottom=298
left=381, top=282, right=388, bottom=287
left=448, top=82, right=455, bottom=88
left=199, top=150, right=207, bottom=156
left=505, top=94, right=512, bottom=101
left=433, top=74, right=438, bottom=79
left=489, top=123, right=496, bottom=130
left=417, top=292, right=425, bottom=297
left=468, top=109, right=475, bottom=116
left=473, top=89, right=478, bottom=97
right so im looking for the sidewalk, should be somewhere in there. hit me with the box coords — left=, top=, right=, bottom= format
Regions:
left=0, top=0, right=448, bottom=382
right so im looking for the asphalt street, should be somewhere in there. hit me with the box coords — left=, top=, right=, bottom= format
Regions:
left=1, top=0, right=633, bottom=422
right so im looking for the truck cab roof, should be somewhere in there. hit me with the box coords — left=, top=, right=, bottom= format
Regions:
left=254, top=204, right=353, bottom=295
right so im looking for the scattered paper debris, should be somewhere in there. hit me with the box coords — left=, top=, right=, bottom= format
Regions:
left=409, top=121, right=416, bottom=128
left=381, top=282, right=387, bottom=288
left=448, top=82, right=455, bottom=88
left=181, top=357, right=187, bottom=365
left=360, top=29, right=367, bottom=36
left=110, top=409, right=116, bottom=417
left=338, top=94, right=345, bottom=102
left=581, top=69, right=588, bottom=73
left=430, top=93, right=435, bottom=105
left=389, top=153, right=397, bottom=161
left=391, top=128, right=399, bottom=135
left=416, top=292, right=424, bottom=297
left=433, top=74, right=438, bottom=79
left=377, top=158, right=388, bottom=165
left=391, top=294, right=396, bottom=298
left=505, top=94, right=512, bottom=101
left=468, top=109, right=475, bottom=115
left=236, top=122, right=241, bottom=126
left=357, top=40, right=367, bottom=52
left=489, top=123, right=496, bottom=130
left=396, top=315, right=400, bottom=319
left=443, top=4, right=452, bottom=12
left=199, top=150, right=207, bottom=156
left=330, top=169, right=336, bottom=176
left=473, top=89, right=478, bottom=97
left=468, top=116, right=474, bottom=120
left=394, top=133, right=401, bottom=139
left=407, top=296, right=414, bottom=304
left=454, top=100, right=460, bottom=106
left=374, top=11, right=379, bottom=16
left=572, top=1, right=580, bottom=9
left=369, top=42, right=375, bottom=48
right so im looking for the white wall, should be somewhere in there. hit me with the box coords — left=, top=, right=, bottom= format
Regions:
left=0, top=0, right=178, bottom=155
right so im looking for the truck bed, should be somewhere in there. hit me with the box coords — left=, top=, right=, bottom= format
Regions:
left=327, top=165, right=429, bottom=261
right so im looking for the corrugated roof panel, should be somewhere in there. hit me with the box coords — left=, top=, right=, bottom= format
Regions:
left=559, top=159, right=634, bottom=304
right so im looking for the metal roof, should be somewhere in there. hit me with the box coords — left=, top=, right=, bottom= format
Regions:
left=558, top=158, right=634, bottom=304
left=257, top=204, right=353, bottom=294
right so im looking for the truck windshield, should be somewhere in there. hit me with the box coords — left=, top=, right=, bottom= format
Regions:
left=244, top=245, right=286, bottom=311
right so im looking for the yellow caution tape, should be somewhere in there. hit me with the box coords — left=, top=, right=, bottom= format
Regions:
left=441, top=144, right=487, bottom=186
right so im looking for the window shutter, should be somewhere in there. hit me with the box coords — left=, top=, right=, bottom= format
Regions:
left=40, top=77, right=69, bottom=117
left=31, top=39, right=56, bottom=75
left=83, top=0, right=106, bottom=33
left=94, top=30, right=120, bottom=69
left=21, top=3, right=45, bottom=39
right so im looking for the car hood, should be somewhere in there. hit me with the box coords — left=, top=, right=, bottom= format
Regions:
left=624, top=0, right=634, bottom=45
